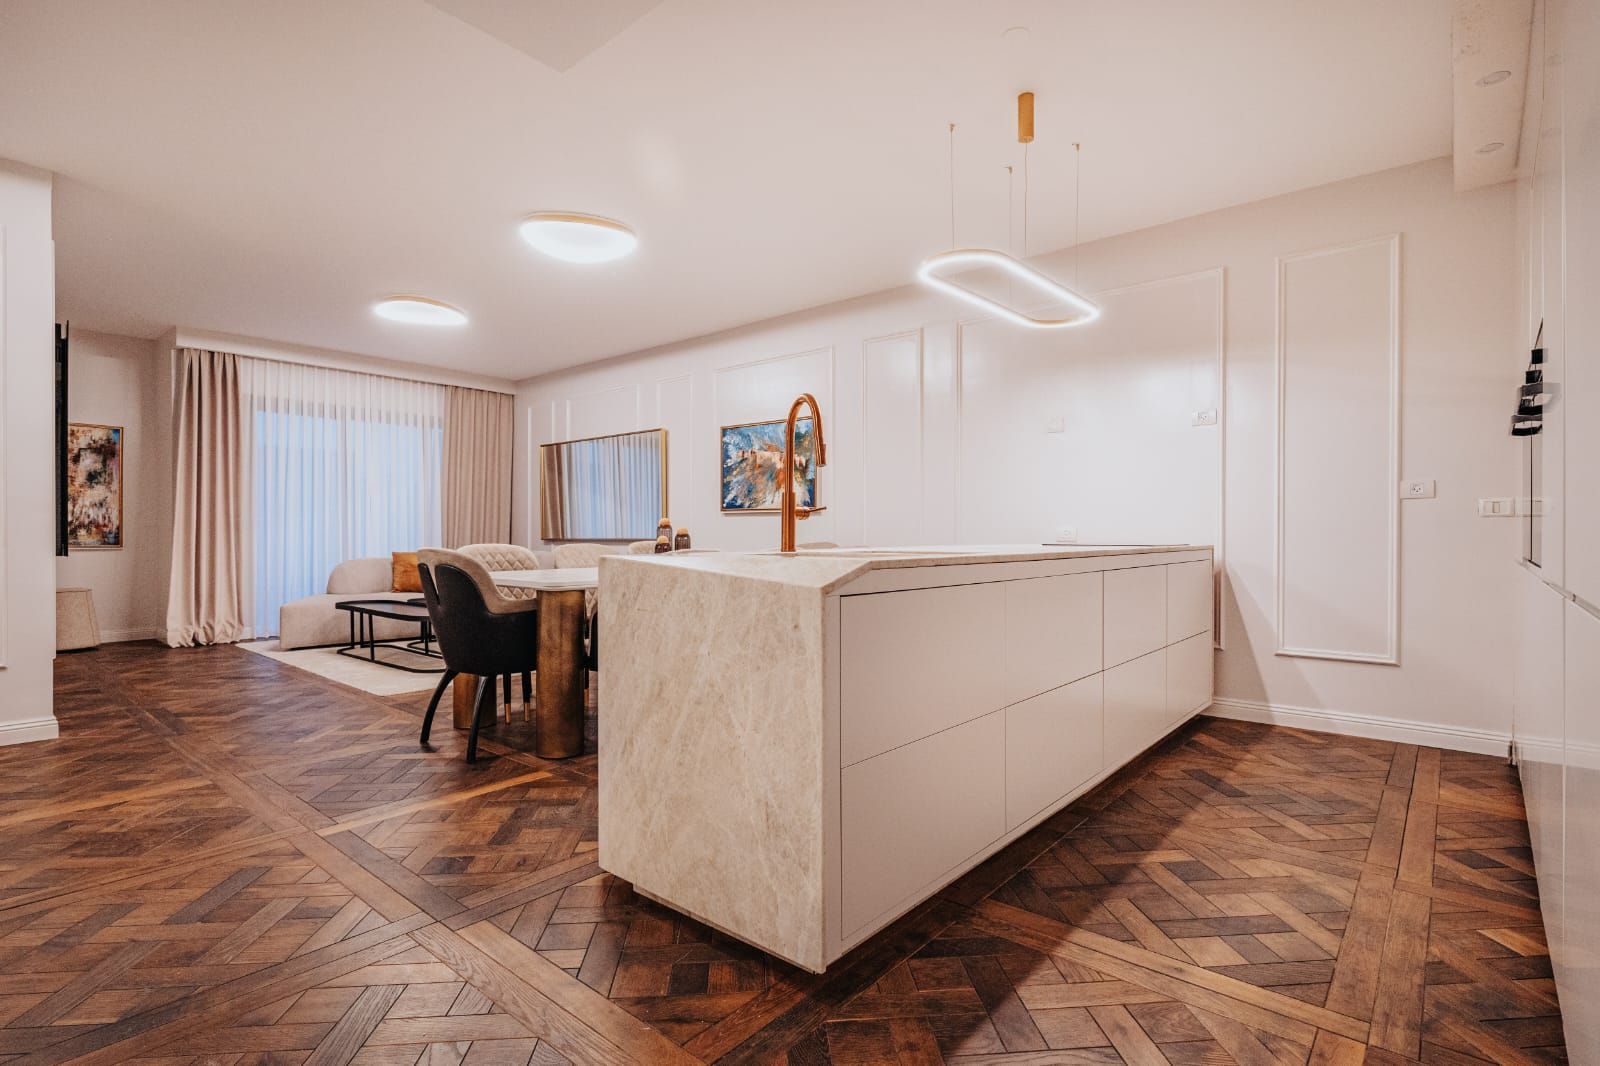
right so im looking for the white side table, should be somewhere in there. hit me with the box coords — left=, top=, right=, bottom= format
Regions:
left=56, top=587, right=100, bottom=652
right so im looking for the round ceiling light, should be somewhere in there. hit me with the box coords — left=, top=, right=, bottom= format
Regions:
left=519, top=212, right=638, bottom=264
left=1476, top=69, right=1513, bottom=86
left=373, top=295, right=468, bottom=326
left=1475, top=141, right=1506, bottom=154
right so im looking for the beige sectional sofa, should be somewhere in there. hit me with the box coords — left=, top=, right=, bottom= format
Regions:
left=277, top=552, right=557, bottom=649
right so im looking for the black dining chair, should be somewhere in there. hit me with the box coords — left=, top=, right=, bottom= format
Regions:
left=416, top=548, right=538, bottom=763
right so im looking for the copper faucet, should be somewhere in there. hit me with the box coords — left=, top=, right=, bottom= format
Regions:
left=779, top=393, right=828, bottom=553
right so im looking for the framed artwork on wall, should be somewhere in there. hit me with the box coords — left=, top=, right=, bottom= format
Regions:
left=66, top=423, right=124, bottom=549
left=720, top=417, right=817, bottom=512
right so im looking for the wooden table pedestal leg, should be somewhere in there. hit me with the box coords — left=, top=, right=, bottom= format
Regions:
left=536, top=589, right=587, bottom=759
left=452, top=674, right=497, bottom=731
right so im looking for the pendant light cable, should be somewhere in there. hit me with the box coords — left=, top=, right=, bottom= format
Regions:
left=1072, top=142, right=1082, bottom=287
left=1022, top=142, right=1030, bottom=259
left=947, top=123, right=957, bottom=248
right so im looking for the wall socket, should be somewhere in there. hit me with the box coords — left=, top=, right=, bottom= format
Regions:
left=1192, top=409, right=1218, bottom=427
left=1055, top=527, right=1079, bottom=543
left=1045, top=417, right=1066, bottom=434
left=1400, top=479, right=1436, bottom=500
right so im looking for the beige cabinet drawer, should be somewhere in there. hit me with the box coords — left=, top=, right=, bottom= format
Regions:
left=1166, top=560, right=1213, bottom=643
left=841, top=711, right=1005, bottom=936
left=1103, top=648, right=1168, bottom=767
left=1104, top=565, right=1167, bottom=668
left=1005, top=674, right=1103, bottom=830
left=841, top=582, right=1006, bottom=766
left=1166, top=631, right=1214, bottom=723
left=1003, top=572, right=1103, bottom=706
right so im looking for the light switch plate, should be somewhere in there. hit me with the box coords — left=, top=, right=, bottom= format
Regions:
left=1479, top=497, right=1517, bottom=517
left=1400, top=479, right=1436, bottom=500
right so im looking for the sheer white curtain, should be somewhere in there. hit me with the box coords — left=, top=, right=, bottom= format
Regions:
left=244, top=358, right=444, bottom=635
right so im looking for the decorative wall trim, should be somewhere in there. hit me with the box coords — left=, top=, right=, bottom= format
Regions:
left=709, top=345, right=836, bottom=515
left=0, top=234, right=8, bottom=670
left=860, top=329, right=924, bottom=544
left=1206, top=696, right=1509, bottom=757
left=1274, top=233, right=1402, bottom=665
left=0, top=716, right=60, bottom=746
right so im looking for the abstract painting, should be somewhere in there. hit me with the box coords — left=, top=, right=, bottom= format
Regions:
left=66, top=423, right=123, bottom=549
left=721, top=417, right=817, bottom=512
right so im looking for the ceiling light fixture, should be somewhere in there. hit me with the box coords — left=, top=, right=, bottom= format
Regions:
left=519, top=211, right=638, bottom=263
left=915, top=92, right=1100, bottom=328
left=373, top=295, right=468, bottom=326
left=1476, top=141, right=1506, bottom=154
left=1476, top=69, right=1512, bottom=86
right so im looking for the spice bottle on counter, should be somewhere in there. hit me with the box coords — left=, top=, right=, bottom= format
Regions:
left=674, top=527, right=691, bottom=551
left=654, top=535, right=672, bottom=554
left=656, top=516, right=672, bottom=543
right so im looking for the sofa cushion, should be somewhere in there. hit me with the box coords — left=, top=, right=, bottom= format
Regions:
left=279, top=591, right=420, bottom=650
left=391, top=551, right=423, bottom=593
left=326, top=557, right=394, bottom=595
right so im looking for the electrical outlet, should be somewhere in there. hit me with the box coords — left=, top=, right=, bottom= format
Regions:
left=1400, top=479, right=1436, bottom=500
left=1045, top=417, right=1066, bottom=434
left=1055, top=527, right=1078, bottom=543
left=1192, top=409, right=1218, bottom=427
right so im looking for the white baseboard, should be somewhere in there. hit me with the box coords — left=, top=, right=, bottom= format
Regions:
left=1205, top=697, right=1511, bottom=757
left=0, top=716, right=60, bottom=746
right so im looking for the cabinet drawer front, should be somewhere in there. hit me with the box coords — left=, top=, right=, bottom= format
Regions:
left=1103, top=648, right=1168, bottom=767
left=1003, top=573, right=1103, bottom=706
left=1006, top=674, right=1103, bottom=830
left=841, top=582, right=1006, bottom=766
left=1166, top=632, right=1214, bottom=722
left=1167, top=560, right=1213, bottom=643
left=841, top=711, right=1005, bottom=936
left=1104, top=565, right=1168, bottom=668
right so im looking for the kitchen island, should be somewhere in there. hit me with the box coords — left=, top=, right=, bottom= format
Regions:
left=598, top=544, right=1214, bottom=972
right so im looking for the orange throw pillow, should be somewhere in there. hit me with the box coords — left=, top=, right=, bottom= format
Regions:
left=391, top=551, right=422, bottom=593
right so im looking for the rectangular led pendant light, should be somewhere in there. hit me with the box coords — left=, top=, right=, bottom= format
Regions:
left=918, top=248, right=1101, bottom=329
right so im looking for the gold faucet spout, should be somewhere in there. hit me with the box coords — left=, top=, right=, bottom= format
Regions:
left=779, top=393, right=827, bottom=553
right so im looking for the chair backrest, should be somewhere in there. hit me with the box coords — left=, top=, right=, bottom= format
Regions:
left=458, top=543, right=541, bottom=600
left=416, top=548, right=537, bottom=676
left=458, top=543, right=541, bottom=571
left=627, top=540, right=657, bottom=555
left=550, top=542, right=611, bottom=569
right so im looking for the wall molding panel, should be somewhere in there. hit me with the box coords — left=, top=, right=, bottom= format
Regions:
left=0, top=236, right=7, bottom=669
left=860, top=329, right=924, bottom=546
left=1274, top=233, right=1401, bottom=664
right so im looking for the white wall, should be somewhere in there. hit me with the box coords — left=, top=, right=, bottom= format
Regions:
left=515, top=156, right=1519, bottom=753
left=54, top=329, right=171, bottom=642
left=1510, top=0, right=1600, bottom=1054
left=0, top=159, right=58, bottom=744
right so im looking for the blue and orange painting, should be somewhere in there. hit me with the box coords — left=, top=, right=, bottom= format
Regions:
left=721, top=417, right=817, bottom=512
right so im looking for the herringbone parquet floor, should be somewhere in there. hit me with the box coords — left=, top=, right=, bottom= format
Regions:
left=0, top=642, right=1564, bottom=1064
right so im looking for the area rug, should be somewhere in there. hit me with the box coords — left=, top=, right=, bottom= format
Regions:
left=238, top=639, right=442, bottom=696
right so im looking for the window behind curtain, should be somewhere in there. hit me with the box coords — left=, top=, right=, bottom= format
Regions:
left=243, top=357, right=444, bottom=635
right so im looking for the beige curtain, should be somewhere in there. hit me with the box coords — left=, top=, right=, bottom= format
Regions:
left=442, top=387, right=514, bottom=548
left=165, top=349, right=250, bottom=646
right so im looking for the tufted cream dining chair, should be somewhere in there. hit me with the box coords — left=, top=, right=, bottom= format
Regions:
left=628, top=540, right=657, bottom=554
left=459, top=543, right=541, bottom=601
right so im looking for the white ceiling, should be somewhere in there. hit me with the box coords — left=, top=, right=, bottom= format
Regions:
left=0, top=0, right=1454, bottom=381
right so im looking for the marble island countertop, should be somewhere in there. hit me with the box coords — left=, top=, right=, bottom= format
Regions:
left=602, top=542, right=1208, bottom=594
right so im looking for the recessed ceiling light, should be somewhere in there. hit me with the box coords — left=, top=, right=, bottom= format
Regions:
left=519, top=212, right=638, bottom=264
left=373, top=295, right=468, bottom=326
left=1475, top=141, right=1506, bottom=154
left=1476, top=69, right=1513, bottom=86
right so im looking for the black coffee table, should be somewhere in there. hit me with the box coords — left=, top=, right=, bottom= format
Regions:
left=334, top=599, right=444, bottom=673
